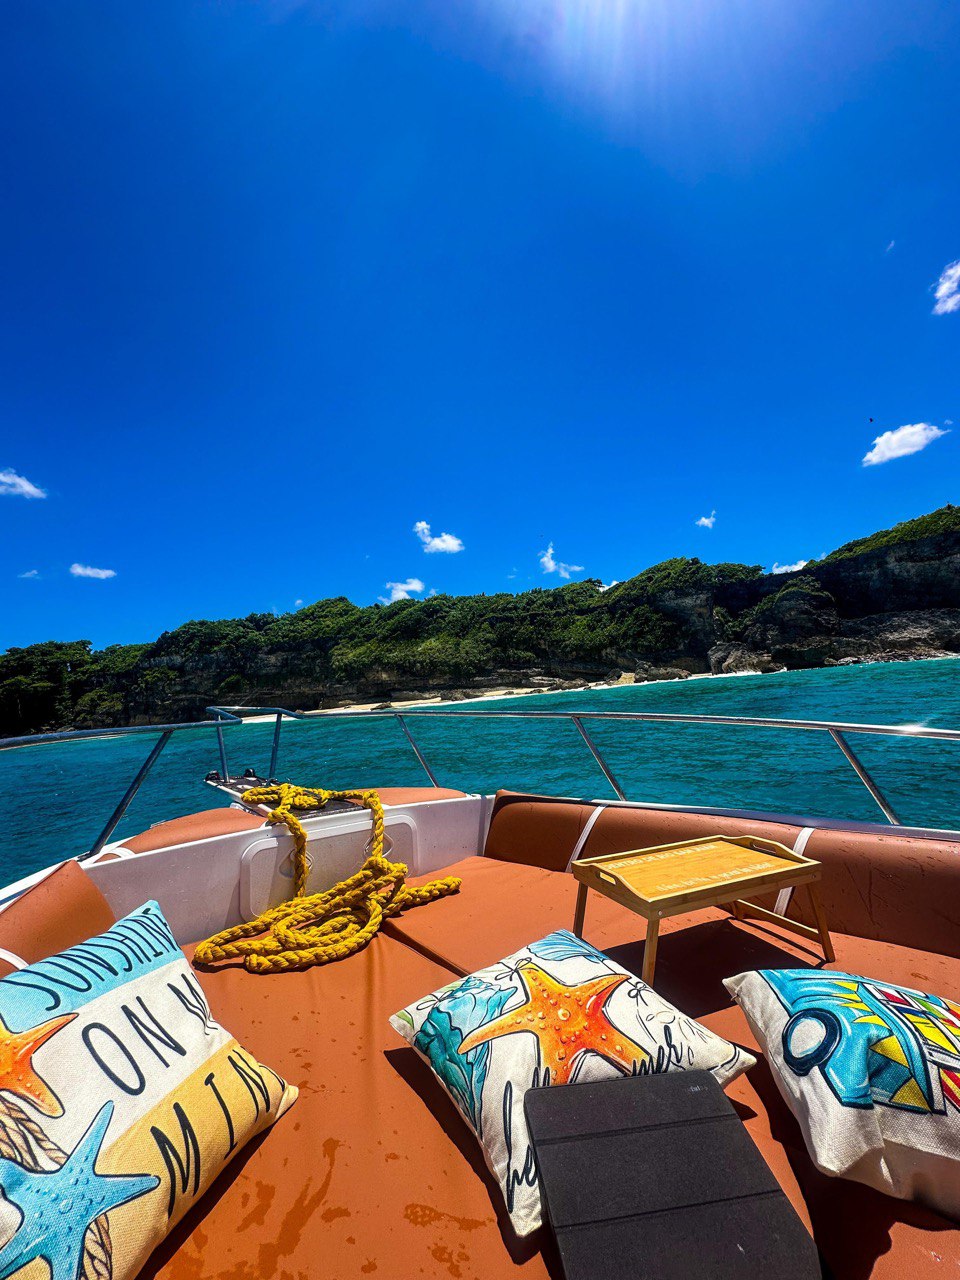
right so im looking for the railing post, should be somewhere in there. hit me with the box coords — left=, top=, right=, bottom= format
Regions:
left=829, top=729, right=901, bottom=825
left=572, top=716, right=627, bottom=801
left=83, top=730, right=173, bottom=860
left=269, top=711, right=283, bottom=779
left=395, top=714, right=441, bottom=787
left=215, top=720, right=229, bottom=782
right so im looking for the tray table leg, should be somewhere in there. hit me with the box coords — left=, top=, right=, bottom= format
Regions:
left=573, top=883, right=588, bottom=938
left=807, top=883, right=836, bottom=963
left=642, top=917, right=660, bottom=986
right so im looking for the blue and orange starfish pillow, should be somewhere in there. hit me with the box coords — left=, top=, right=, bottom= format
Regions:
left=390, top=929, right=754, bottom=1236
left=0, top=901, right=297, bottom=1280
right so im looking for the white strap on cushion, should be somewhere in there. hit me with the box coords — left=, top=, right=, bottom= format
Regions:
left=0, top=947, right=28, bottom=971
left=565, top=805, right=608, bottom=872
left=774, top=826, right=816, bottom=915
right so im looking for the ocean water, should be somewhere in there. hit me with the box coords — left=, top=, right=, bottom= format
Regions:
left=3, top=657, right=960, bottom=885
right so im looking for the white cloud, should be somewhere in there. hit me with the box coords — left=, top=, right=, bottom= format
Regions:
left=885, top=240, right=895, bottom=254
left=932, top=260, right=960, bottom=315
left=695, top=510, right=716, bottom=529
left=0, top=469, right=46, bottom=499
left=414, top=520, right=464, bottom=554
left=862, top=422, right=948, bottom=467
left=771, top=560, right=808, bottom=575
left=294, top=598, right=304, bottom=607
left=18, top=569, right=40, bottom=580
left=70, top=563, right=116, bottom=580
left=599, top=580, right=621, bottom=592
left=380, top=577, right=425, bottom=603
left=539, top=542, right=584, bottom=579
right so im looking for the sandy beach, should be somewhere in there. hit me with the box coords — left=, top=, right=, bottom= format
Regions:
left=236, top=675, right=637, bottom=723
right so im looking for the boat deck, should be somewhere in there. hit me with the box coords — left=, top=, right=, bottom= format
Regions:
left=4, top=777, right=960, bottom=1279
left=133, top=848, right=960, bottom=1280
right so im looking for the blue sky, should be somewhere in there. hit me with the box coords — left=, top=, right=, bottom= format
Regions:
left=2, top=0, right=957, bottom=649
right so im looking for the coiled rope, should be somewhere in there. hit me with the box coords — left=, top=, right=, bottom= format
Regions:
left=193, top=784, right=461, bottom=974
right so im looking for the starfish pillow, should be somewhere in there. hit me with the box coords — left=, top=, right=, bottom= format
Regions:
left=0, top=900, right=297, bottom=1280
left=390, top=929, right=754, bottom=1235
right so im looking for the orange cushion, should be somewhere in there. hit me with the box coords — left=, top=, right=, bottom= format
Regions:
left=483, top=791, right=806, bottom=875
left=356, top=787, right=466, bottom=805
left=121, top=808, right=267, bottom=853
left=483, top=792, right=597, bottom=872
left=392, top=855, right=960, bottom=1277
left=0, top=860, right=116, bottom=974
left=142, top=852, right=960, bottom=1278
left=581, top=804, right=804, bottom=859
left=151, top=934, right=552, bottom=1280
left=788, top=825, right=960, bottom=960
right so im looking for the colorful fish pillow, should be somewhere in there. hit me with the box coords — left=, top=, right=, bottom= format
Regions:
left=390, top=929, right=754, bottom=1235
left=0, top=900, right=297, bottom=1280
left=725, top=969, right=960, bottom=1218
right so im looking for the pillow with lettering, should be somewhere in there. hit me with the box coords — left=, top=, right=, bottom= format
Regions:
left=0, top=900, right=297, bottom=1280
left=390, top=929, right=754, bottom=1236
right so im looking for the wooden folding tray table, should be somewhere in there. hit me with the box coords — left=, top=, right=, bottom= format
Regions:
left=571, top=834, right=835, bottom=986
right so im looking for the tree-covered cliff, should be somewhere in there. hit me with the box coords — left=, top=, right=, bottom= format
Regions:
left=3, top=505, right=959, bottom=736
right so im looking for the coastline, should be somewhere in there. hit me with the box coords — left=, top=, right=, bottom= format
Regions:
left=237, top=675, right=638, bottom=723
left=233, top=652, right=960, bottom=724
left=10, top=654, right=960, bottom=740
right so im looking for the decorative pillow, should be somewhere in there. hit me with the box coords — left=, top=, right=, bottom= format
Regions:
left=725, top=968, right=960, bottom=1218
left=390, top=929, right=754, bottom=1235
left=0, top=900, right=297, bottom=1280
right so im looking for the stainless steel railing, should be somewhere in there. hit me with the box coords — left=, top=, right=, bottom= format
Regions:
left=207, top=706, right=310, bottom=785
left=0, top=707, right=308, bottom=858
left=2, top=701, right=960, bottom=855
left=303, top=706, right=960, bottom=827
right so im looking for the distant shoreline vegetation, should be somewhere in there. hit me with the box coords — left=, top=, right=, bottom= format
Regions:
left=2, top=505, right=959, bottom=738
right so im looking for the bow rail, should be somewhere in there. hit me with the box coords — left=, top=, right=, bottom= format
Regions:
left=315, top=706, right=960, bottom=827
left=2, top=703, right=960, bottom=856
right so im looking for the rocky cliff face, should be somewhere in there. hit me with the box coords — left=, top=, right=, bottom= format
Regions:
left=813, top=530, right=960, bottom=616
left=706, top=529, right=960, bottom=673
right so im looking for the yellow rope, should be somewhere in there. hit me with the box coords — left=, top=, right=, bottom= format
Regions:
left=193, top=784, right=461, bottom=974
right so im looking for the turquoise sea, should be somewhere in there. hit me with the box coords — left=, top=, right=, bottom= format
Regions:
left=3, top=657, right=960, bottom=885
